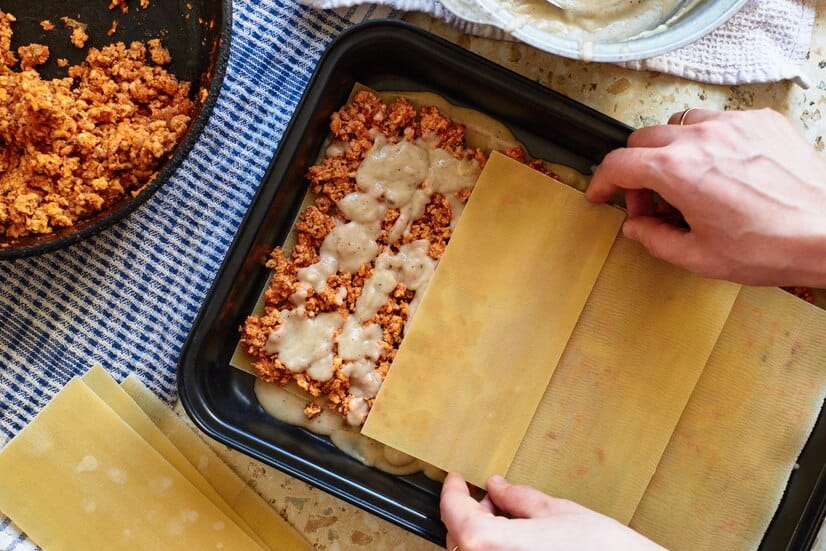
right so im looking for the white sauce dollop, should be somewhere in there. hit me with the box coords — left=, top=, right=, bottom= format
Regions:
left=265, top=311, right=344, bottom=382
left=338, top=319, right=383, bottom=362
left=356, top=137, right=430, bottom=207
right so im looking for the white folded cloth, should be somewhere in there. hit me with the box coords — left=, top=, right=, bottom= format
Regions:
left=305, top=0, right=816, bottom=87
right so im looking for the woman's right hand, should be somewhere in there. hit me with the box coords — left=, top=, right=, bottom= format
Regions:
left=586, top=108, right=826, bottom=287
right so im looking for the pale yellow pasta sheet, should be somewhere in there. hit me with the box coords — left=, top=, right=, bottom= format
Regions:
left=362, top=152, right=624, bottom=487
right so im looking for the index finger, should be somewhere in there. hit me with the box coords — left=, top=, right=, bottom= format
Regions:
left=586, top=147, right=678, bottom=204
left=440, top=473, right=491, bottom=533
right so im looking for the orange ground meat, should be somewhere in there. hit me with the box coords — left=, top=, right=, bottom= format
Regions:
left=109, top=0, right=150, bottom=13
left=0, top=11, right=193, bottom=239
left=61, top=17, right=89, bottom=49
left=17, top=43, right=49, bottom=70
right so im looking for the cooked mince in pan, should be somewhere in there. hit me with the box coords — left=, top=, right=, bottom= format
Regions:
left=0, top=9, right=192, bottom=239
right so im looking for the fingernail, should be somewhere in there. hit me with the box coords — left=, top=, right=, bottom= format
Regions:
left=489, top=475, right=506, bottom=485
left=622, top=221, right=637, bottom=239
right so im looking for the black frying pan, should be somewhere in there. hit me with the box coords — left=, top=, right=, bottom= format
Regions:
left=0, top=0, right=231, bottom=259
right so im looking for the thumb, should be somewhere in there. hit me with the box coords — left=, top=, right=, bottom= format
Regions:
left=622, top=216, right=704, bottom=271
left=485, top=476, right=584, bottom=519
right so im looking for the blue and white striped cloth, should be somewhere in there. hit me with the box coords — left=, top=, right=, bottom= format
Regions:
left=0, top=1, right=393, bottom=547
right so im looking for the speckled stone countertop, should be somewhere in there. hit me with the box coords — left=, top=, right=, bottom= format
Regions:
left=193, top=6, right=826, bottom=550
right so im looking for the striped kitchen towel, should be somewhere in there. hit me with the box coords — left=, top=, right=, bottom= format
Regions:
left=0, top=1, right=395, bottom=548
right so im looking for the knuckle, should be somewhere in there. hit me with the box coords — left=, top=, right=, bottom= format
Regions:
left=716, top=109, right=739, bottom=121
left=765, top=108, right=794, bottom=132
left=630, top=224, right=654, bottom=246
left=660, top=145, right=706, bottom=192
left=734, top=108, right=785, bottom=136
left=690, top=121, right=717, bottom=141
left=646, top=146, right=680, bottom=177
left=458, top=517, right=486, bottom=538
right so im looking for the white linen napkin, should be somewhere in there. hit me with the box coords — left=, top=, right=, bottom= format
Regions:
left=306, top=0, right=817, bottom=88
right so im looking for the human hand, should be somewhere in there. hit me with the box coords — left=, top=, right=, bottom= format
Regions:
left=440, top=472, right=664, bottom=551
left=586, top=108, right=826, bottom=286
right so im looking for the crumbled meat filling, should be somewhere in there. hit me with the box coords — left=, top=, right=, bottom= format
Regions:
left=109, top=0, right=150, bottom=13
left=0, top=12, right=17, bottom=69
left=147, top=38, right=171, bottom=65
left=17, top=44, right=49, bottom=70
left=0, top=11, right=193, bottom=238
left=304, top=402, right=322, bottom=419
left=110, top=0, right=130, bottom=13
left=784, top=287, right=815, bottom=303
left=61, top=17, right=89, bottom=49
left=403, top=192, right=453, bottom=259
left=503, top=146, right=561, bottom=180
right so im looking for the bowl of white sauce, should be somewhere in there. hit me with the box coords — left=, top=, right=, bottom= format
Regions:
left=457, top=0, right=748, bottom=62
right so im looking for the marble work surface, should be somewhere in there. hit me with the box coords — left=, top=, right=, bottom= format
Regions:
left=196, top=5, right=826, bottom=550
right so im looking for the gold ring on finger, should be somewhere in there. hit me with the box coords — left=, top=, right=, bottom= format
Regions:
left=679, top=107, right=698, bottom=126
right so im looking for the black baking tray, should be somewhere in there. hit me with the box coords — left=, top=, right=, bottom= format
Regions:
left=178, top=20, right=826, bottom=548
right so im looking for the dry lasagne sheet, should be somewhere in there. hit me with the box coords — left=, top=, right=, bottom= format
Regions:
left=361, top=152, right=625, bottom=487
